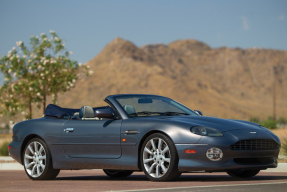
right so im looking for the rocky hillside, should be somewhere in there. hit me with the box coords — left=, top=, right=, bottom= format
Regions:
left=52, top=37, right=287, bottom=120
left=4, top=37, right=287, bottom=122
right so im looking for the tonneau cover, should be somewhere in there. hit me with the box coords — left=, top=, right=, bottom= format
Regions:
left=44, top=104, right=79, bottom=118
left=44, top=104, right=108, bottom=118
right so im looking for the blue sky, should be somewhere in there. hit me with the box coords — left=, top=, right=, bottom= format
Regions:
left=0, top=0, right=286, bottom=64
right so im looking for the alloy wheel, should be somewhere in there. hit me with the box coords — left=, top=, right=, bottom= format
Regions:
left=24, top=141, right=46, bottom=178
left=143, top=137, right=170, bottom=178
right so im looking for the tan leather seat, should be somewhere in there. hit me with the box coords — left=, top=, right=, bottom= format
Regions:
left=73, top=112, right=80, bottom=120
left=79, top=106, right=99, bottom=120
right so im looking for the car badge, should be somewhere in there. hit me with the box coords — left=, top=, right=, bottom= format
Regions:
left=250, top=132, right=256, bottom=134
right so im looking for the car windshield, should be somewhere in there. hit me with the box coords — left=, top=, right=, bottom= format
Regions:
left=115, top=95, right=198, bottom=117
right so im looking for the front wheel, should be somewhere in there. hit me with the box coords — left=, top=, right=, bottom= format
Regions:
left=23, top=138, right=60, bottom=180
left=227, top=169, right=260, bottom=178
left=103, top=169, right=133, bottom=178
left=140, top=133, right=181, bottom=181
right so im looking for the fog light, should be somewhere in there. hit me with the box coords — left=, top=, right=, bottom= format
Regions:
left=206, top=147, right=223, bottom=161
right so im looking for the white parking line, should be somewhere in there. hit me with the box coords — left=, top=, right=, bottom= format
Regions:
left=111, top=181, right=287, bottom=192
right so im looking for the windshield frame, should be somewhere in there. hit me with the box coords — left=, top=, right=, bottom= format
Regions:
left=113, top=95, right=199, bottom=118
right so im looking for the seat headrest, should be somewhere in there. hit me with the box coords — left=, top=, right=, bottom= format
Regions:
left=79, top=106, right=95, bottom=118
left=73, top=112, right=80, bottom=119
left=123, top=105, right=136, bottom=115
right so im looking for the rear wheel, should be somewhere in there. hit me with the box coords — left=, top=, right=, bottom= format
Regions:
left=103, top=169, right=133, bottom=178
left=140, top=133, right=181, bottom=181
left=227, top=169, right=260, bottom=178
left=23, top=138, right=60, bottom=180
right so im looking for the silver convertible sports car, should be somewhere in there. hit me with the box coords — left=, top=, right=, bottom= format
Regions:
left=9, top=94, right=280, bottom=181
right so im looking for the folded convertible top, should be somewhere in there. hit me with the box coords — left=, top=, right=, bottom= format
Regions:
left=44, top=104, right=108, bottom=118
left=44, top=104, right=79, bottom=118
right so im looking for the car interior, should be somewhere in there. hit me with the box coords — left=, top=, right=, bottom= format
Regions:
left=123, top=105, right=136, bottom=115
left=71, top=105, right=136, bottom=120
left=72, top=106, right=100, bottom=120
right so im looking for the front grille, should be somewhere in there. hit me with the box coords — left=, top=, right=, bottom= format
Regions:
left=230, top=139, right=279, bottom=150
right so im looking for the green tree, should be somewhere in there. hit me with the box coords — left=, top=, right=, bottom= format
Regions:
left=0, top=31, right=91, bottom=119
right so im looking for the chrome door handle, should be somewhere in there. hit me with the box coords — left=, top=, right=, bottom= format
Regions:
left=124, top=130, right=139, bottom=135
left=64, top=128, right=74, bottom=133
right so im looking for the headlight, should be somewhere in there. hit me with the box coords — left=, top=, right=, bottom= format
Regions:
left=191, top=126, right=223, bottom=136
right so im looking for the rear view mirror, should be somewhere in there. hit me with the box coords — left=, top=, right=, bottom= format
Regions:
left=138, top=98, right=153, bottom=104
left=95, top=108, right=114, bottom=119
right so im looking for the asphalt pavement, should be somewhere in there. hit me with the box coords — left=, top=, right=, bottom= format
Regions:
left=1, top=157, right=287, bottom=192
left=127, top=182, right=287, bottom=192
left=0, top=170, right=287, bottom=192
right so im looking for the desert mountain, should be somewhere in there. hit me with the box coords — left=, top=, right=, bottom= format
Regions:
left=53, top=37, right=287, bottom=120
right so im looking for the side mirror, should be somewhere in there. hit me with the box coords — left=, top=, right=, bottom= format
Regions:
left=194, top=110, right=203, bottom=116
left=95, top=108, right=114, bottom=119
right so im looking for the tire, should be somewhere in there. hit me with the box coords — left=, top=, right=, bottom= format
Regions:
left=140, top=133, right=181, bottom=181
left=227, top=169, right=260, bottom=178
left=23, top=138, right=60, bottom=180
left=103, top=169, right=133, bottom=178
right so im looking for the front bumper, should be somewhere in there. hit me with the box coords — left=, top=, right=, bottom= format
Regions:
left=176, top=129, right=280, bottom=172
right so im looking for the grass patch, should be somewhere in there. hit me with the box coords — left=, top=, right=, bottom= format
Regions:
left=249, top=117, right=260, bottom=124
left=278, top=159, right=287, bottom=163
left=261, top=119, right=278, bottom=129
left=249, top=117, right=280, bottom=129
left=0, top=141, right=10, bottom=156
left=278, top=117, right=287, bottom=124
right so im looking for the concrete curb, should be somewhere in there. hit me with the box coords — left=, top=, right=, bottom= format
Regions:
left=262, top=163, right=287, bottom=172
left=0, top=162, right=23, bottom=170
left=0, top=156, right=16, bottom=162
left=0, top=156, right=23, bottom=170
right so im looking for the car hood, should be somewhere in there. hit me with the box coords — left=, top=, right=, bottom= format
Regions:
left=159, top=116, right=262, bottom=132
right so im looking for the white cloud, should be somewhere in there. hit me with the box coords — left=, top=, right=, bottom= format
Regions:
left=278, top=15, right=285, bottom=21
left=242, top=16, right=249, bottom=31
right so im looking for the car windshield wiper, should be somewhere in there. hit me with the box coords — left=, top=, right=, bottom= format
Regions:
left=128, top=111, right=164, bottom=116
left=162, top=111, right=190, bottom=116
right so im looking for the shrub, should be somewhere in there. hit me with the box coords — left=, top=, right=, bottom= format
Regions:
left=278, top=117, right=287, bottom=124
left=249, top=117, right=260, bottom=124
left=261, top=119, right=278, bottom=129
left=282, top=137, right=287, bottom=155
left=0, top=141, right=10, bottom=156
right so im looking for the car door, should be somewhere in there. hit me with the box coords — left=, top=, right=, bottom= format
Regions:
left=61, top=119, right=122, bottom=159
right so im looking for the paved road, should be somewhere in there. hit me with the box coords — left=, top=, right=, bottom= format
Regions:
left=136, top=183, right=287, bottom=192
left=0, top=170, right=287, bottom=192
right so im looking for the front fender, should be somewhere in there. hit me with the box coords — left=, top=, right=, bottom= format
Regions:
left=121, top=119, right=202, bottom=145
